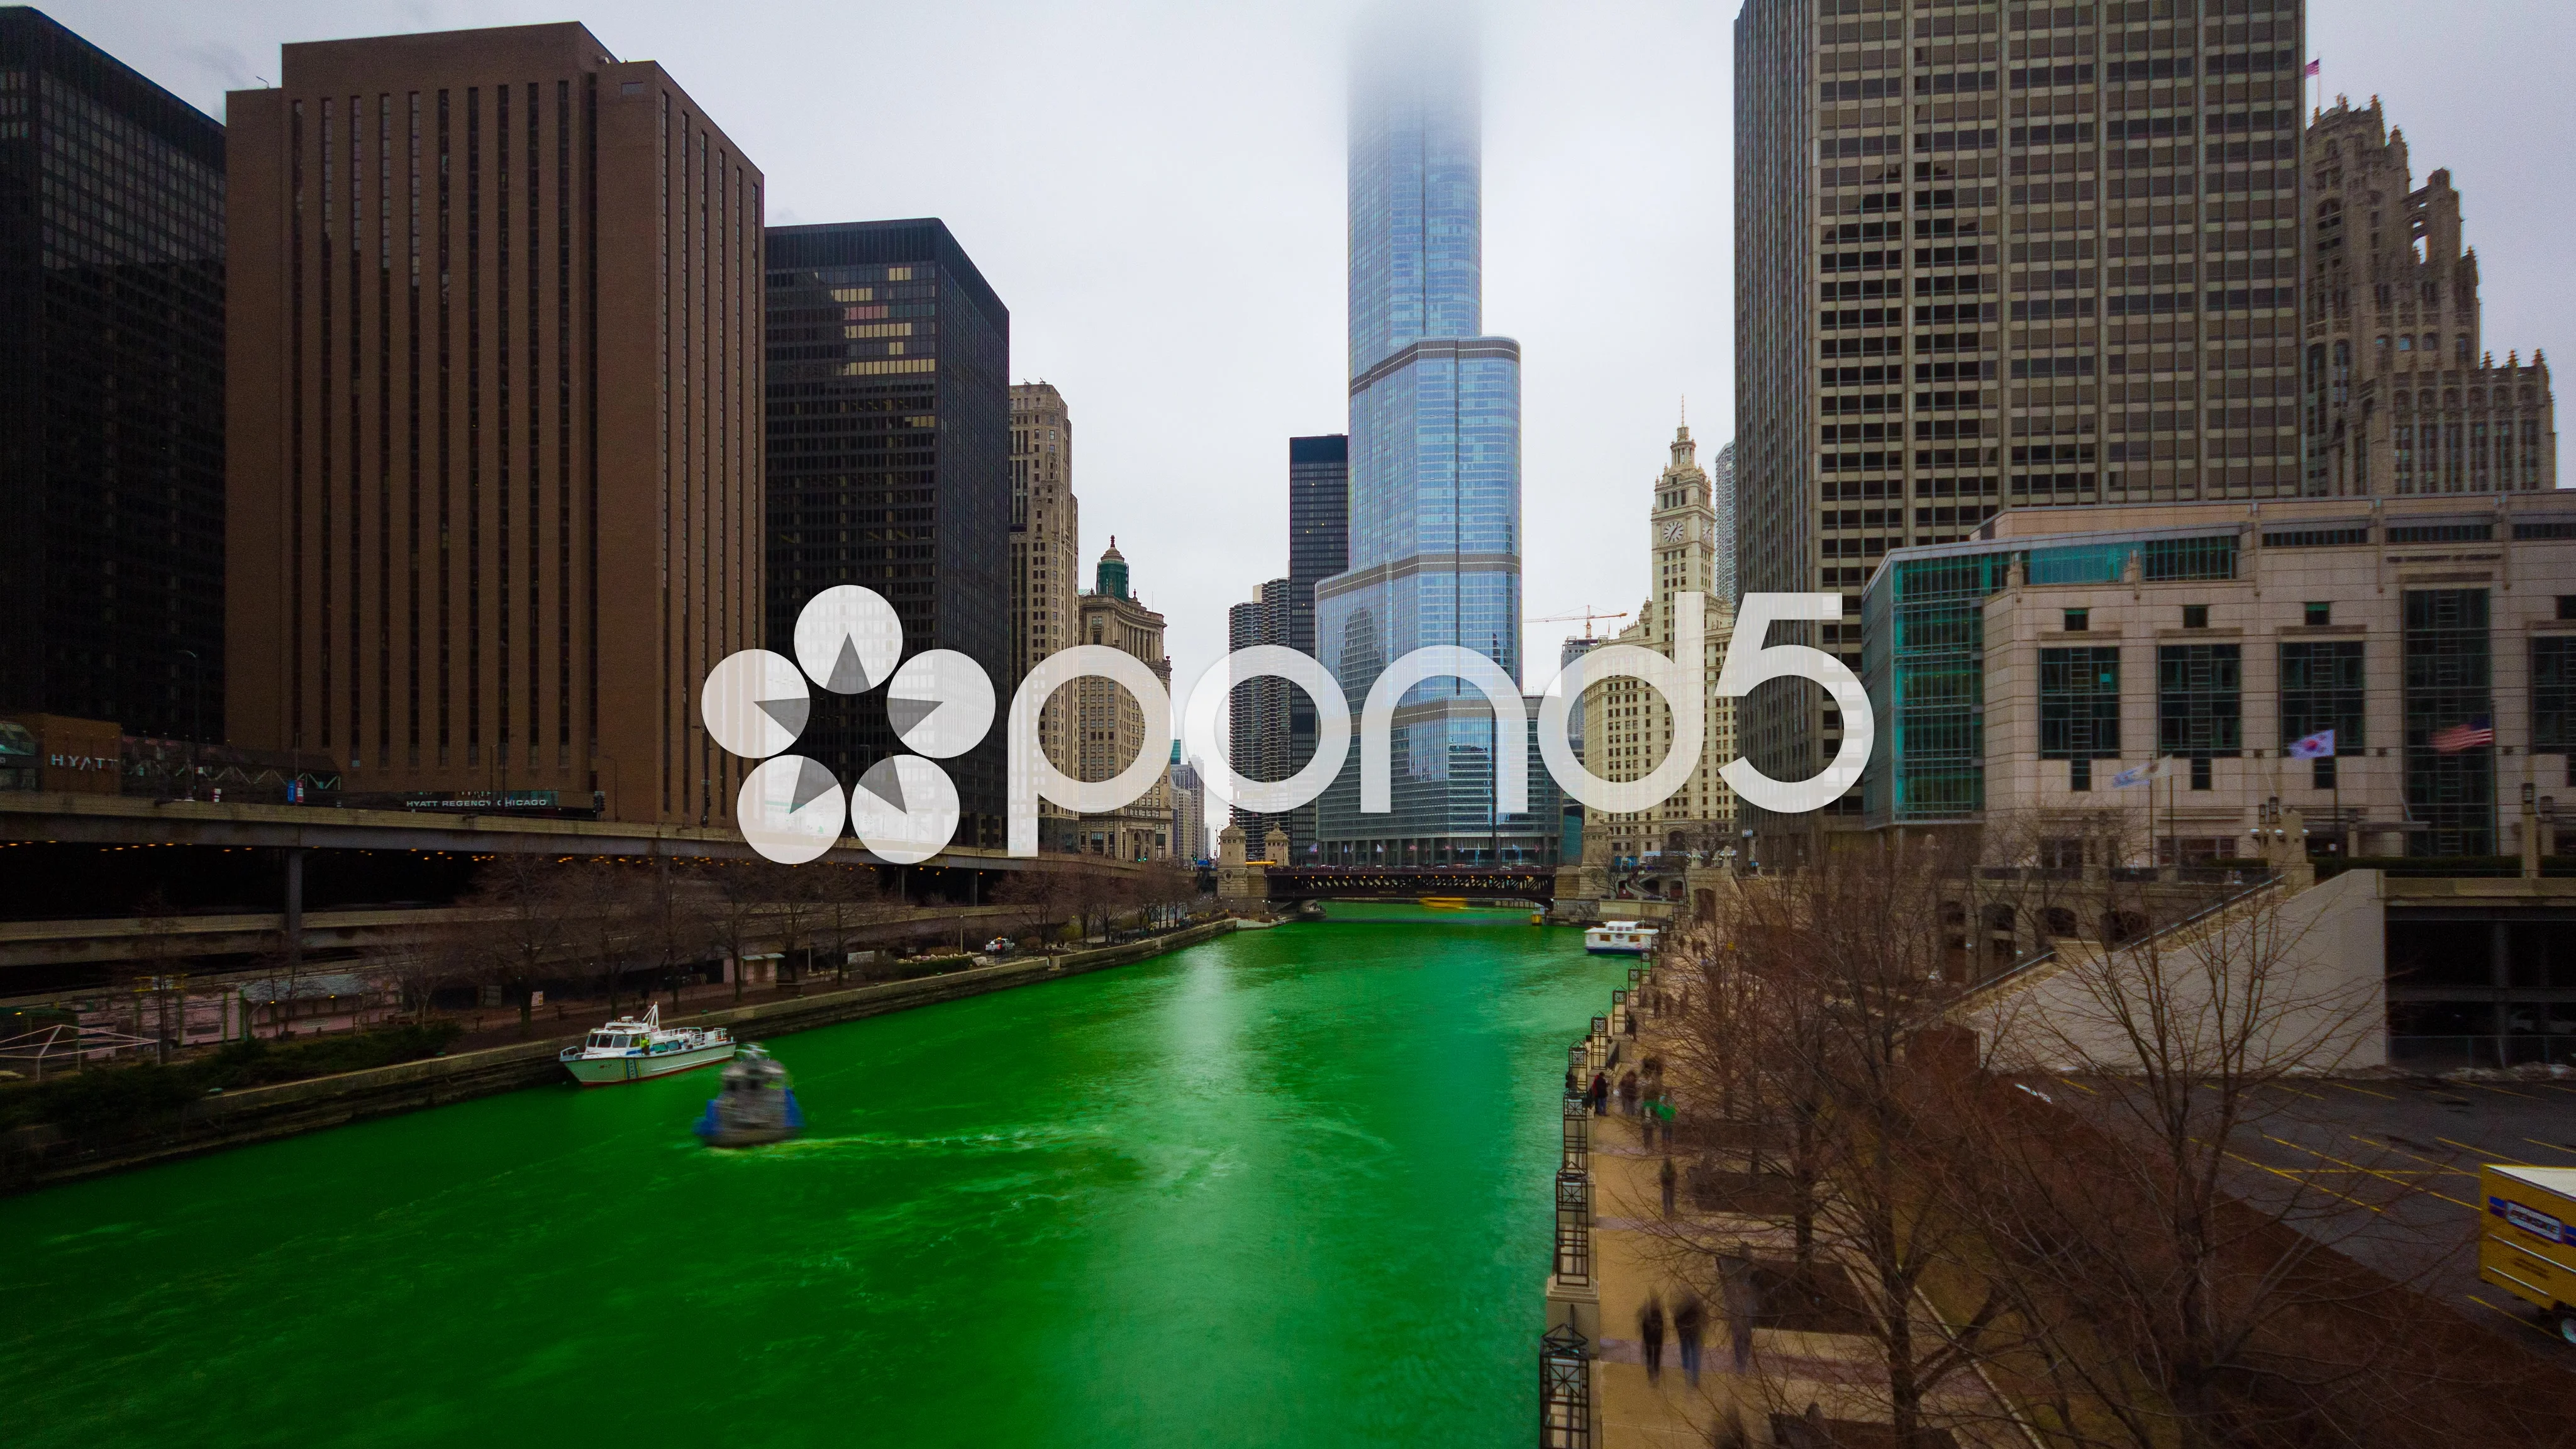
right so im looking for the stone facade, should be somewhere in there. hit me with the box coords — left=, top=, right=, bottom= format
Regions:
left=1011, top=383, right=1082, bottom=828
left=1070, top=541, right=1174, bottom=860
left=1868, top=494, right=2576, bottom=862
left=1570, top=423, right=1740, bottom=899
left=2303, top=97, right=2555, bottom=499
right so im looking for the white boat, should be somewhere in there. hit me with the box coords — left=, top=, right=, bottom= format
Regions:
left=1584, top=921, right=1658, bottom=955
left=558, top=1004, right=735, bottom=1085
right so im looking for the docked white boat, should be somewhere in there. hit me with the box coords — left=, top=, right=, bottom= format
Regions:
left=1584, top=921, right=1658, bottom=955
left=558, top=1004, right=735, bottom=1085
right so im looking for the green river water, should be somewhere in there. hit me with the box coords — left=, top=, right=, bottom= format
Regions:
left=1, top=907, right=1619, bottom=1447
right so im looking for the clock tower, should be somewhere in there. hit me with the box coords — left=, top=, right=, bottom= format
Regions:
left=1650, top=419, right=1719, bottom=623
left=1562, top=414, right=1740, bottom=908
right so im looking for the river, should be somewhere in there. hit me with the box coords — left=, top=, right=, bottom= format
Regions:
left=1, top=906, right=1619, bottom=1447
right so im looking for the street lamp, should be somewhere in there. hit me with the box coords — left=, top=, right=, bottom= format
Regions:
left=1552, top=1169, right=1594, bottom=1285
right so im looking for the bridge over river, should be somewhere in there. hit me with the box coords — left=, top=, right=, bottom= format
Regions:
left=0, top=905, right=1621, bottom=1446
left=1259, top=866, right=1555, bottom=905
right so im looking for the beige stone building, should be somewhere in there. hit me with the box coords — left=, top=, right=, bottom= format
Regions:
left=1575, top=423, right=1740, bottom=884
left=1011, top=383, right=1081, bottom=826
left=1867, top=493, right=2576, bottom=863
left=2303, top=97, right=2555, bottom=499
left=1070, top=540, right=1174, bottom=860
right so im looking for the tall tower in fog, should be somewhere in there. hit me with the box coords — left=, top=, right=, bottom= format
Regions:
left=1314, top=9, right=1535, bottom=868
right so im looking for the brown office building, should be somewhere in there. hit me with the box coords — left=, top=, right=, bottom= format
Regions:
left=224, top=23, right=765, bottom=824
left=1736, top=0, right=2307, bottom=852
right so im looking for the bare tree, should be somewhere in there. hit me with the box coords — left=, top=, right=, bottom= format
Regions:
left=457, top=854, right=575, bottom=1035
left=810, top=862, right=875, bottom=984
left=365, top=919, right=470, bottom=1026
left=702, top=860, right=772, bottom=1003
left=560, top=860, right=652, bottom=1012
left=993, top=867, right=1071, bottom=954
left=1947, top=871, right=2395, bottom=1448
left=1063, top=862, right=1135, bottom=945
left=638, top=853, right=718, bottom=1006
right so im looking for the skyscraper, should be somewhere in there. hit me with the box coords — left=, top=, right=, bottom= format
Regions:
left=225, top=23, right=765, bottom=824
left=765, top=219, right=1010, bottom=847
left=1011, top=381, right=1080, bottom=824
left=1711, top=439, right=1738, bottom=605
left=1226, top=575, right=1292, bottom=847
left=0, top=9, right=225, bottom=739
left=2302, top=98, right=2553, bottom=497
left=1285, top=433, right=1348, bottom=858
left=1736, top=0, right=2307, bottom=855
left=1315, top=13, right=1533, bottom=867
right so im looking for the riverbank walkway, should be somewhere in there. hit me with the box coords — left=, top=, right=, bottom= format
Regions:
left=1571, top=976, right=2023, bottom=1449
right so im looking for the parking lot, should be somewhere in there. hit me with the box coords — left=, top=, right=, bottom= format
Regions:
left=2050, top=1070, right=2576, bottom=1361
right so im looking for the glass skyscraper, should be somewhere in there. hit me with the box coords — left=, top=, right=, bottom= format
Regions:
left=765, top=219, right=1011, bottom=847
left=1313, top=14, right=1533, bottom=867
left=0, top=10, right=225, bottom=740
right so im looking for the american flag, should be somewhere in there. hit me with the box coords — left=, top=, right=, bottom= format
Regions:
left=2432, top=716, right=2494, bottom=753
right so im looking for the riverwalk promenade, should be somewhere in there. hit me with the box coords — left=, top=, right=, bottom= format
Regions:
left=1546, top=964, right=2019, bottom=1449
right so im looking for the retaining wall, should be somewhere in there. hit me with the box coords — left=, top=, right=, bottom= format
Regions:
left=3, top=918, right=1245, bottom=1192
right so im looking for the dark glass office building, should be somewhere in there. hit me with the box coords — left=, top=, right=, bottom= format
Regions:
left=1285, top=433, right=1348, bottom=858
left=0, top=8, right=224, bottom=738
left=765, top=219, right=1009, bottom=845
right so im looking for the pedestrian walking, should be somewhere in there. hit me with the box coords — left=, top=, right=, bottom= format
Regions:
left=1618, top=1070, right=1639, bottom=1116
left=1589, top=1071, right=1609, bottom=1115
left=1639, top=1295, right=1667, bottom=1382
left=1658, top=1155, right=1677, bottom=1218
left=1652, top=1095, right=1676, bottom=1148
left=1719, top=1249, right=1756, bottom=1371
left=1673, top=1294, right=1706, bottom=1385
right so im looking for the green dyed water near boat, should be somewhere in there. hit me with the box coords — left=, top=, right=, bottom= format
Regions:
left=1, top=907, right=1618, bottom=1447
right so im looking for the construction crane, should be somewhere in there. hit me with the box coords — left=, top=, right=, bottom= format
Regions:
left=1527, top=606, right=1631, bottom=641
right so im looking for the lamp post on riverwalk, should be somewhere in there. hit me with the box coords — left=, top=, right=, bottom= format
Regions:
left=1561, top=1090, right=1589, bottom=1174
left=1542, top=1169, right=1601, bottom=1448
left=1538, top=1319, right=1594, bottom=1449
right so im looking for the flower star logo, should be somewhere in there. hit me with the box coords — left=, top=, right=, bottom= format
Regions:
left=698, top=585, right=994, bottom=865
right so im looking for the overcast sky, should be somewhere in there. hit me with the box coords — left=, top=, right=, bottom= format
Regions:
left=42, top=0, right=2575, bottom=706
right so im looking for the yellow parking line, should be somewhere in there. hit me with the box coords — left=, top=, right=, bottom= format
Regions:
left=2521, top=1138, right=2576, bottom=1161
left=2440, top=1135, right=2529, bottom=1165
left=2224, top=1150, right=2386, bottom=1214
left=2260, top=1135, right=2470, bottom=1208
left=2465, top=1294, right=2560, bottom=1343
left=2055, top=1077, right=2097, bottom=1096
left=2327, top=1080, right=2397, bottom=1101
left=2350, top=1135, right=2479, bottom=1179
left=2463, top=1082, right=2543, bottom=1100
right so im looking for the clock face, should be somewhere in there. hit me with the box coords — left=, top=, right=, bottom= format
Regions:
left=1661, top=520, right=1686, bottom=541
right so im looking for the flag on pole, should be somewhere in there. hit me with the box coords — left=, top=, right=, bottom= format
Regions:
left=2109, top=757, right=2176, bottom=789
left=2304, top=58, right=2321, bottom=77
left=2287, top=728, right=2337, bottom=760
left=2432, top=716, right=2494, bottom=753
